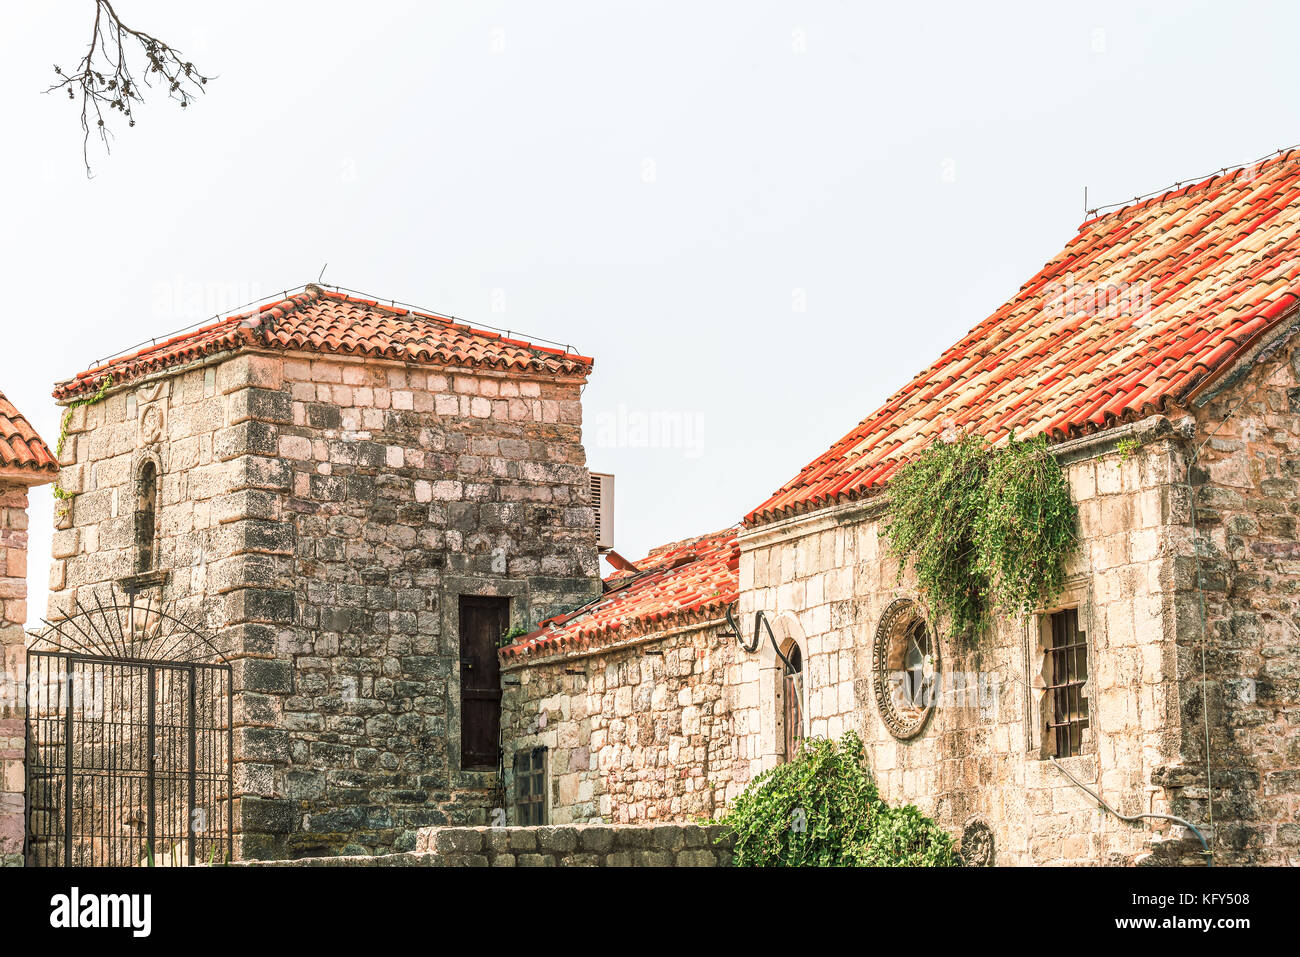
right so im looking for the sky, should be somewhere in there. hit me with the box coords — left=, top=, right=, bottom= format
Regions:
left=3, top=1, right=1299, bottom=628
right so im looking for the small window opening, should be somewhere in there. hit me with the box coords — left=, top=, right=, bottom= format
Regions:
left=135, top=460, right=159, bottom=573
left=1045, top=608, right=1090, bottom=758
left=513, top=747, right=548, bottom=825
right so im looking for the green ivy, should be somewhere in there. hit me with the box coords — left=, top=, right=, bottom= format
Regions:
left=55, top=374, right=113, bottom=458
left=881, top=433, right=990, bottom=640
left=716, top=731, right=961, bottom=867
left=50, top=374, right=113, bottom=518
left=499, top=624, right=530, bottom=648
left=883, top=432, right=1077, bottom=641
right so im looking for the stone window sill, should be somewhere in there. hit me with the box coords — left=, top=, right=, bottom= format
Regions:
left=117, top=569, right=169, bottom=594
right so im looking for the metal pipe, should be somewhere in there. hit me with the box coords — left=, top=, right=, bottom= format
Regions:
left=1049, top=756, right=1212, bottom=865
left=726, top=602, right=806, bottom=742
left=725, top=601, right=797, bottom=671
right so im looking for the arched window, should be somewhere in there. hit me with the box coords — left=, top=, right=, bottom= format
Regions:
left=781, top=641, right=804, bottom=763
left=135, top=459, right=159, bottom=573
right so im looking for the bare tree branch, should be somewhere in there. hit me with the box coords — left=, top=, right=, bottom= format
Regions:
left=47, top=1, right=213, bottom=176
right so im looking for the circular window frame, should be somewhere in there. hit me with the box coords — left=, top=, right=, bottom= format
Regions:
left=873, top=598, right=940, bottom=740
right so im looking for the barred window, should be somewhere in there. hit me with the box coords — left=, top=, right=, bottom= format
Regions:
left=1045, top=608, right=1089, bottom=758
left=513, top=747, right=548, bottom=825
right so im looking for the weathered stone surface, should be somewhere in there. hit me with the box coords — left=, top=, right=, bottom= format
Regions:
left=0, top=483, right=36, bottom=865
left=371, top=824, right=733, bottom=867
left=47, top=349, right=600, bottom=862
left=501, top=622, right=735, bottom=825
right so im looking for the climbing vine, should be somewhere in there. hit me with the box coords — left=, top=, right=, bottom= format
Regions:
left=716, top=732, right=961, bottom=866
left=883, top=432, right=1077, bottom=641
left=51, top=374, right=114, bottom=517
left=499, top=625, right=530, bottom=648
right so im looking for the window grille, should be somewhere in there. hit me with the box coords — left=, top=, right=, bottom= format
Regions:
left=513, top=747, right=547, bottom=825
left=1045, top=608, right=1089, bottom=758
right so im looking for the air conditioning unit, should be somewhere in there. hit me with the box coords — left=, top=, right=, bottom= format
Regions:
left=589, top=471, right=614, bottom=551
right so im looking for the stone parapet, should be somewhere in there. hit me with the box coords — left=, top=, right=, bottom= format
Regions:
left=225, top=824, right=733, bottom=866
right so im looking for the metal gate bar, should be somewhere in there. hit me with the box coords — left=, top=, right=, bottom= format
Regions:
left=25, top=650, right=232, bottom=866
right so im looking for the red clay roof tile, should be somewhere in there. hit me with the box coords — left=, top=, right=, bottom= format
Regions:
left=746, top=150, right=1300, bottom=526
left=500, top=528, right=739, bottom=662
left=54, top=284, right=593, bottom=400
left=0, top=390, right=57, bottom=476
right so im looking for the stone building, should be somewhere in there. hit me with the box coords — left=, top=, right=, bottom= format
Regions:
left=499, top=529, right=739, bottom=824
left=0, top=391, right=57, bottom=866
left=23, top=153, right=1300, bottom=868
left=46, top=285, right=601, bottom=858
left=504, top=151, right=1300, bottom=866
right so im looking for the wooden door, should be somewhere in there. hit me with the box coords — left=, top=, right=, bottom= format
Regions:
left=782, top=644, right=804, bottom=763
left=459, top=596, right=509, bottom=769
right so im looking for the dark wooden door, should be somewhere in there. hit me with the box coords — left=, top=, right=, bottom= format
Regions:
left=459, top=596, right=509, bottom=769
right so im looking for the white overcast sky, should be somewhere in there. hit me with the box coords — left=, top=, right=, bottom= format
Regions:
left=3, top=1, right=1298, bottom=627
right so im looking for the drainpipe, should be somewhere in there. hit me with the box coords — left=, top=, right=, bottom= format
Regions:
left=1049, top=757, right=1211, bottom=865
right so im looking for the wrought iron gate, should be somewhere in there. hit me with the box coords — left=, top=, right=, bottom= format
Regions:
left=25, top=593, right=232, bottom=866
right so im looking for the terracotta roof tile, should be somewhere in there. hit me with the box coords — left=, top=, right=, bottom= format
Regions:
left=54, top=284, right=593, bottom=399
left=746, top=150, right=1300, bottom=526
left=0, top=390, right=57, bottom=476
left=500, top=528, right=739, bottom=662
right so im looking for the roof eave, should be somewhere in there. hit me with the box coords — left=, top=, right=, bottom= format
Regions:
left=0, top=463, right=57, bottom=486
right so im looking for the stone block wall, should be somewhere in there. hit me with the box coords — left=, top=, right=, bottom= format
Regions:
left=1170, top=333, right=1300, bottom=864
left=500, top=621, right=735, bottom=824
left=412, top=823, right=733, bottom=866
left=735, top=419, right=1193, bottom=865
left=0, top=483, right=31, bottom=866
left=48, top=359, right=237, bottom=634
left=225, top=823, right=734, bottom=866
left=49, top=348, right=601, bottom=860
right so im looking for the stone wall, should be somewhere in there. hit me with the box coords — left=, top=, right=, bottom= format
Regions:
left=1170, top=330, right=1300, bottom=864
left=49, top=359, right=236, bottom=633
left=50, top=348, right=601, bottom=859
left=0, top=483, right=30, bottom=866
left=734, top=419, right=1196, bottom=866
left=500, top=621, right=735, bottom=824
left=226, top=823, right=734, bottom=866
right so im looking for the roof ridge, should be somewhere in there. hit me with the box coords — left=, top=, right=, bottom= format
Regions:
left=1081, top=146, right=1300, bottom=230
left=54, top=282, right=594, bottom=399
left=642, top=525, right=738, bottom=560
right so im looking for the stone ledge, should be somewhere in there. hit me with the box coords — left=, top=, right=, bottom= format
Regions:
left=224, top=824, right=734, bottom=867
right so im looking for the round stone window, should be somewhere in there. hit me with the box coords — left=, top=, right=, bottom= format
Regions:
left=873, top=599, right=939, bottom=739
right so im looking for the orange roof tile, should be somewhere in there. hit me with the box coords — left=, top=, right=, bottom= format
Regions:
left=0, top=390, right=57, bottom=477
left=54, top=284, right=593, bottom=399
left=500, top=528, right=739, bottom=662
left=747, top=150, right=1300, bottom=526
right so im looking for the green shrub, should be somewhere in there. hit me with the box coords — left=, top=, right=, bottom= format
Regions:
left=717, top=731, right=961, bottom=867
left=849, top=804, right=963, bottom=867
